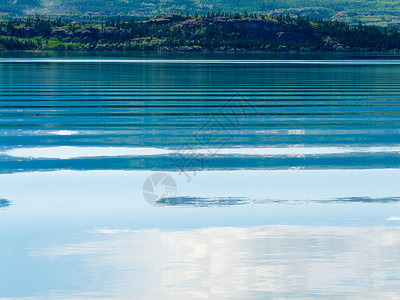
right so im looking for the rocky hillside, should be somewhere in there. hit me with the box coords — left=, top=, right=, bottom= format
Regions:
left=1, top=13, right=400, bottom=51
left=2, top=0, right=400, bottom=27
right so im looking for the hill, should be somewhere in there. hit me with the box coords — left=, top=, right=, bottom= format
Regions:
left=2, top=0, right=400, bottom=27
left=1, top=13, right=400, bottom=51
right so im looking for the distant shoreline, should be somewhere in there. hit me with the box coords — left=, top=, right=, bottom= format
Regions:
left=2, top=13, right=400, bottom=52
left=2, top=50, right=400, bottom=55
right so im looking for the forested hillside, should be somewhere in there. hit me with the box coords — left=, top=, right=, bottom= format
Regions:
left=2, top=0, right=400, bottom=27
left=1, top=13, right=400, bottom=51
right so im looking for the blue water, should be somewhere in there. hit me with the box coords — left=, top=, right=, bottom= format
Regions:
left=0, top=52, right=399, bottom=299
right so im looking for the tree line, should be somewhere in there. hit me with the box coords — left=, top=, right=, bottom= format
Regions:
left=1, top=12, right=400, bottom=51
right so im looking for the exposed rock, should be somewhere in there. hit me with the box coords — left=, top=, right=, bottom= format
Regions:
left=323, top=36, right=350, bottom=51
left=174, top=17, right=282, bottom=37
left=276, top=32, right=310, bottom=42
left=172, top=18, right=201, bottom=29
left=214, top=46, right=245, bottom=52
left=73, top=27, right=100, bottom=40
left=144, top=14, right=188, bottom=25
left=333, top=11, right=360, bottom=19
left=101, top=27, right=123, bottom=39
left=223, top=18, right=282, bottom=32
left=173, top=45, right=203, bottom=52
left=271, top=8, right=332, bottom=19
left=51, top=26, right=72, bottom=38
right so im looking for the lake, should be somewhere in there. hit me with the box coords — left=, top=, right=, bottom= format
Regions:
left=0, top=52, right=400, bottom=299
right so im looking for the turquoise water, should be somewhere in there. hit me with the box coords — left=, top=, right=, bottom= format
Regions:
left=0, top=53, right=400, bottom=299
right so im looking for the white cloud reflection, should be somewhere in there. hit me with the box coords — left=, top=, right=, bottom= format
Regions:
left=29, top=225, right=400, bottom=300
left=47, top=130, right=80, bottom=136
left=4, top=146, right=400, bottom=160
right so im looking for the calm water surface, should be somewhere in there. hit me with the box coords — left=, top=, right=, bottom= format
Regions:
left=0, top=52, right=399, bottom=299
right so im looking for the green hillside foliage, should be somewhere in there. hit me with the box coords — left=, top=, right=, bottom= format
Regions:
left=2, top=0, right=400, bottom=27
left=1, top=13, right=400, bottom=51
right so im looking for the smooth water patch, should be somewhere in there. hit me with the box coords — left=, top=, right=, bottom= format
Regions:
left=1, top=169, right=400, bottom=226
left=0, top=170, right=400, bottom=299
left=6, top=225, right=399, bottom=300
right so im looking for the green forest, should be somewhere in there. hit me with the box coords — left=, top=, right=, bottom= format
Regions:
left=2, top=0, right=400, bottom=27
left=1, top=13, right=400, bottom=51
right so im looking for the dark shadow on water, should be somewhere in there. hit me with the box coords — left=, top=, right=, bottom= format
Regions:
left=328, top=197, right=400, bottom=203
left=0, top=199, right=11, bottom=209
left=154, top=196, right=400, bottom=207
left=156, top=196, right=250, bottom=207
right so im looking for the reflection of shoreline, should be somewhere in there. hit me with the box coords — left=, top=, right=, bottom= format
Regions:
left=0, top=199, right=11, bottom=208
left=156, top=196, right=250, bottom=207
left=155, top=196, right=400, bottom=207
